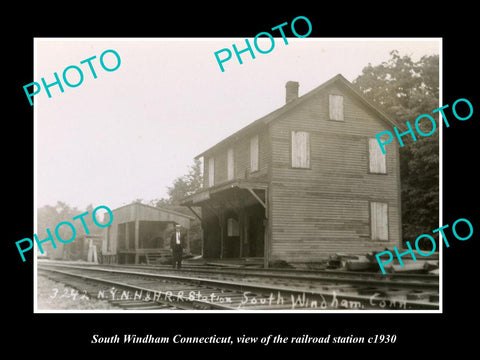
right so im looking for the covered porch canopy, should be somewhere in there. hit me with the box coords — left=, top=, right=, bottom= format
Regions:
left=181, top=179, right=269, bottom=266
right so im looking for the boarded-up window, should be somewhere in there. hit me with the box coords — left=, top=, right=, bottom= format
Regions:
left=250, top=135, right=259, bottom=172
left=369, top=138, right=386, bottom=174
left=227, top=218, right=239, bottom=236
left=329, top=94, right=344, bottom=121
left=106, top=227, right=113, bottom=252
left=208, top=157, right=215, bottom=187
left=227, top=148, right=234, bottom=180
left=371, top=202, right=388, bottom=241
left=291, top=131, right=310, bottom=168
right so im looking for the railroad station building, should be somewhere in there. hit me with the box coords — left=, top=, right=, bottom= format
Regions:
left=181, top=74, right=403, bottom=267
left=101, top=203, right=194, bottom=264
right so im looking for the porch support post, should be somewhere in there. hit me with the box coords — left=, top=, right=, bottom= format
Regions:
left=263, top=188, right=269, bottom=268
left=186, top=228, right=190, bottom=253
left=239, top=204, right=245, bottom=258
left=219, top=209, right=225, bottom=260
left=134, top=220, right=140, bottom=264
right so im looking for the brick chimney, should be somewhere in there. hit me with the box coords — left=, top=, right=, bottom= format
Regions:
left=285, top=81, right=299, bottom=103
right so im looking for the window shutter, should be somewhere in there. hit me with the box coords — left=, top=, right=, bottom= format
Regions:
left=329, top=94, right=344, bottom=121
left=371, top=202, right=388, bottom=241
left=250, top=135, right=259, bottom=172
left=208, top=157, right=215, bottom=187
left=369, top=138, right=386, bottom=173
left=227, top=148, right=234, bottom=180
left=291, top=131, right=310, bottom=168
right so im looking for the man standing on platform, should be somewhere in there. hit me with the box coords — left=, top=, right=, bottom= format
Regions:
left=170, top=224, right=183, bottom=269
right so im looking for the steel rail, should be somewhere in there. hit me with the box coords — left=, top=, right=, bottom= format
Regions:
left=40, top=259, right=437, bottom=281
left=39, top=262, right=439, bottom=290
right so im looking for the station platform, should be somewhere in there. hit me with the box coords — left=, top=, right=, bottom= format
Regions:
left=183, top=257, right=264, bottom=268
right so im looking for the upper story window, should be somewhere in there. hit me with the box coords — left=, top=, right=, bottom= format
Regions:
left=329, top=94, right=344, bottom=121
left=291, top=131, right=310, bottom=168
left=208, top=157, right=215, bottom=187
left=250, top=135, right=259, bottom=172
left=227, top=148, right=234, bottom=180
left=368, top=138, right=386, bottom=174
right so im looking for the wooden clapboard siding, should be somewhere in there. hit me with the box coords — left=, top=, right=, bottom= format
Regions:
left=234, top=137, right=250, bottom=179
left=257, top=130, right=270, bottom=177
left=268, top=82, right=401, bottom=262
left=203, top=129, right=270, bottom=188
left=192, top=75, right=402, bottom=264
left=370, top=202, right=388, bottom=241
left=240, top=130, right=269, bottom=179
left=208, top=157, right=215, bottom=187
left=215, top=151, right=228, bottom=185
left=250, top=135, right=259, bottom=172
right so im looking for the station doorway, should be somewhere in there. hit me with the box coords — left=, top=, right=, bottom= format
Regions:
left=204, top=203, right=265, bottom=259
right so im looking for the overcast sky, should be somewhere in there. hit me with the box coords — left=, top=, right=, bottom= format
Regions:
left=35, top=38, right=440, bottom=211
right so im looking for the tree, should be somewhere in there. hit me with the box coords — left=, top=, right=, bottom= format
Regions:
left=37, top=201, right=104, bottom=258
left=37, top=202, right=80, bottom=241
left=354, top=50, right=438, bottom=120
left=149, top=159, right=203, bottom=207
left=149, top=198, right=171, bottom=207
left=354, top=51, right=439, bottom=246
left=149, top=159, right=204, bottom=255
left=167, top=158, right=203, bottom=205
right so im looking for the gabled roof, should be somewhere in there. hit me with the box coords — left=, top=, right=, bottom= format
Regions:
left=112, top=202, right=195, bottom=220
left=195, top=74, right=400, bottom=159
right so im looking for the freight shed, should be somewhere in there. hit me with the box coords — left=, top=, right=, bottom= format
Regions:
left=101, top=203, right=194, bottom=264
left=181, top=74, right=403, bottom=267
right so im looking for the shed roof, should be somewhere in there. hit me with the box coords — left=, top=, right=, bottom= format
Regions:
left=195, top=74, right=400, bottom=159
left=181, top=178, right=268, bottom=207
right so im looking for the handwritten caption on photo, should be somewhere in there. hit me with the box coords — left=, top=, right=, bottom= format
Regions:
left=49, top=286, right=409, bottom=310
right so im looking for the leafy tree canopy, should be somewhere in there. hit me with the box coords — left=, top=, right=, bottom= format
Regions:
left=150, top=158, right=203, bottom=207
left=354, top=50, right=439, bottom=245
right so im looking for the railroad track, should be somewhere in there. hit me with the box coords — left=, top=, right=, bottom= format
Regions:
left=40, top=260, right=439, bottom=286
left=95, top=263, right=439, bottom=288
left=37, top=263, right=439, bottom=311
